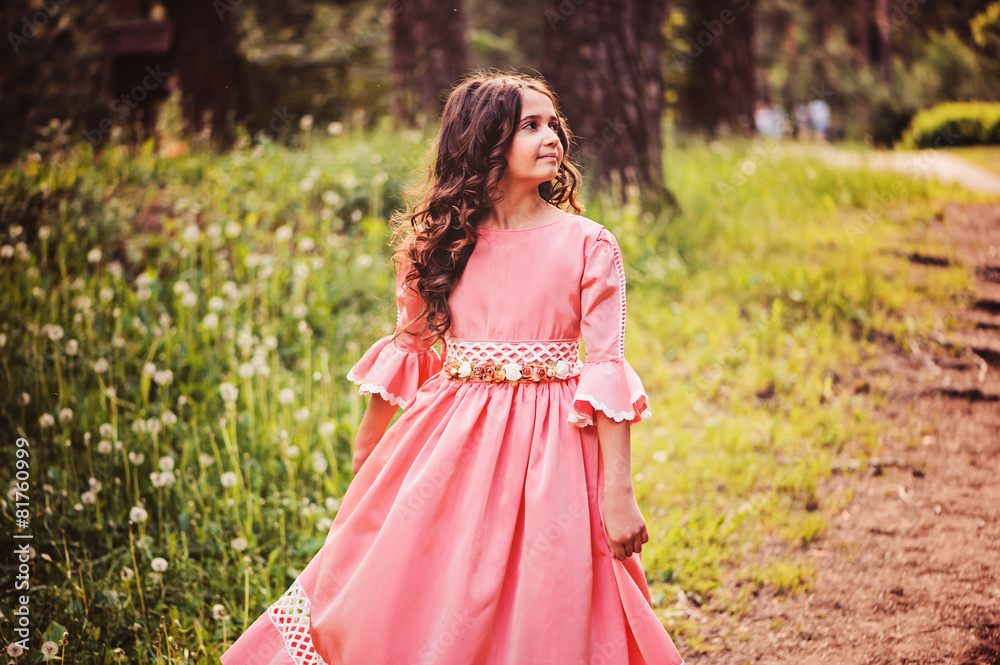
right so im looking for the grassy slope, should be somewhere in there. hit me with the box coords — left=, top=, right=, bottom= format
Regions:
left=0, top=128, right=979, bottom=662
left=612, top=140, right=977, bottom=650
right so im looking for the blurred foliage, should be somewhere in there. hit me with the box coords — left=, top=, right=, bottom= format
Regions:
left=743, top=0, right=1000, bottom=145
left=0, top=1, right=116, bottom=162
left=971, top=0, right=1000, bottom=49
left=0, top=117, right=435, bottom=663
left=900, top=101, right=1000, bottom=148
left=2, top=0, right=1000, bottom=160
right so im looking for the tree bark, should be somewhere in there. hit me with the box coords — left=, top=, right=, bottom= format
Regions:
left=390, top=0, right=469, bottom=124
left=857, top=0, right=870, bottom=65
left=542, top=0, right=675, bottom=206
left=159, top=0, right=248, bottom=149
left=676, top=0, right=757, bottom=138
left=875, top=0, right=891, bottom=84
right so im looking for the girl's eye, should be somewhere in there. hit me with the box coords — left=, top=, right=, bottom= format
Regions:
left=524, top=121, right=560, bottom=131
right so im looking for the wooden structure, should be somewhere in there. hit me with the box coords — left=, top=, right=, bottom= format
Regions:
left=101, top=0, right=176, bottom=143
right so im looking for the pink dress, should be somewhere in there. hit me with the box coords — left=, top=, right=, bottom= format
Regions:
left=220, top=213, right=685, bottom=665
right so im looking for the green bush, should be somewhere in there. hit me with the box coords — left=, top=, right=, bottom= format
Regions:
left=900, top=101, right=1000, bottom=148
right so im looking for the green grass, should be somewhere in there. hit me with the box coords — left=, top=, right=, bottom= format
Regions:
left=602, top=139, right=974, bottom=645
left=0, top=126, right=979, bottom=662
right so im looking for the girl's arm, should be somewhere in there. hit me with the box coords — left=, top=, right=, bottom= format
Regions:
left=352, top=394, right=399, bottom=473
left=595, top=411, right=648, bottom=560
left=346, top=255, right=444, bottom=474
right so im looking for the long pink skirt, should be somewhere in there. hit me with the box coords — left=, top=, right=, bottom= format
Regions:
left=220, top=373, right=685, bottom=665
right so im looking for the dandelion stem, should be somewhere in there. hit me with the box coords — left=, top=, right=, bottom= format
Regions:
left=128, top=525, right=148, bottom=621
left=242, top=563, right=250, bottom=631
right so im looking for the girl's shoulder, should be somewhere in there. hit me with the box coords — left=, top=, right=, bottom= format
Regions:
left=562, top=215, right=620, bottom=257
left=559, top=213, right=609, bottom=242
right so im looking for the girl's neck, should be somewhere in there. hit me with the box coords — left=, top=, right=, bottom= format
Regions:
left=480, top=198, right=560, bottom=231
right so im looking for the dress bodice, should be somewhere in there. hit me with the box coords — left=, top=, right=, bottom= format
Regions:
left=346, top=213, right=652, bottom=426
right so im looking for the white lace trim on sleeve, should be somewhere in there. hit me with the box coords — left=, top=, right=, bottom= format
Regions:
left=568, top=390, right=651, bottom=427
left=594, top=228, right=628, bottom=360
left=346, top=370, right=411, bottom=409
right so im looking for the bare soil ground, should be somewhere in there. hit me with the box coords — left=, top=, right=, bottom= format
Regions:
left=685, top=202, right=1000, bottom=665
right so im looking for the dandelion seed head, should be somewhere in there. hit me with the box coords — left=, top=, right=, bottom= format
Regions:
left=220, top=382, right=239, bottom=403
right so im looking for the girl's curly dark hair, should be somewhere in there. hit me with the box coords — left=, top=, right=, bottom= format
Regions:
left=388, top=69, right=584, bottom=349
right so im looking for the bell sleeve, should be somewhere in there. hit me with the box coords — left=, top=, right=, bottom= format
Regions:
left=345, top=255, right=443, bottom=409
left=568, top=227, right=652, bottom=427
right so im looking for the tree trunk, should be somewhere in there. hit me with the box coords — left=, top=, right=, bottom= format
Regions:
left=390, top=0, right=469, bottom=124
left=875, top=0, right=891, bottom=84
left=676, top=0, right=757, bottom=138
left=857, top=0, right=870, bottom=65
left=542, top=0, right=675, bottom=207
left=160, top=0, right=247, bottom=149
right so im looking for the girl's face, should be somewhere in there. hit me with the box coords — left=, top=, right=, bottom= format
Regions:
left=502, top=88, right=564, bottom=185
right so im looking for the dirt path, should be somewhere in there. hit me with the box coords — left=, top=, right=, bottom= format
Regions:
left=785, top=144, right=1000, bottom=196
left=682, top=200, right=1000, bottom=664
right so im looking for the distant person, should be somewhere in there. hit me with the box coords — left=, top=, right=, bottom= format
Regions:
left=772, top=105, right=790, bottom=138
left=755, top=100, right=775, bottom=137
left=808, top=99, right=831, bottom=142
left=794, top=104, right=812, bottom=141
left=755, top=100, right=785, bottom=138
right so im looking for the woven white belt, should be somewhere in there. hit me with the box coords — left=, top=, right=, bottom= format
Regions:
left=442, top=338, right=583, bottom=383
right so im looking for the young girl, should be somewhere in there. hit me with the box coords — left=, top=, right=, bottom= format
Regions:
left=221, top=70, right=685, bottom=665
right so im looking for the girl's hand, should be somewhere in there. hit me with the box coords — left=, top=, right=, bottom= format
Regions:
left=602, top=485, right=649, bottom=560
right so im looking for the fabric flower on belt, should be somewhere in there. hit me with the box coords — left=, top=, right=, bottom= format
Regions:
left=445, top=357, right=577, bottom=385
left=502, top=362, right=522, bottom=381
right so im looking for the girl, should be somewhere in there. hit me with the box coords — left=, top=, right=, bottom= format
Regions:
left=221, top=70, right=685, bottom=665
